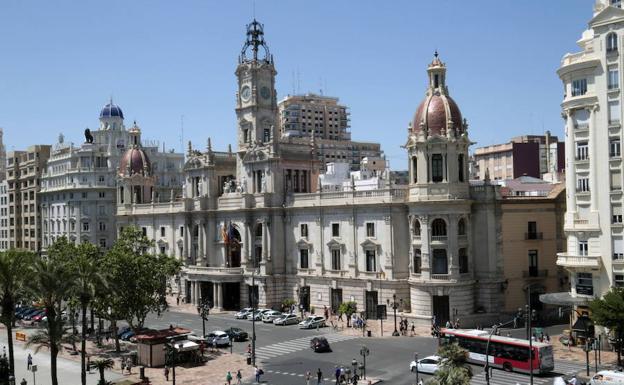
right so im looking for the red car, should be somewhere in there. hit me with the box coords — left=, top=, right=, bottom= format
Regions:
left=31, top=310, right=47, bottom=322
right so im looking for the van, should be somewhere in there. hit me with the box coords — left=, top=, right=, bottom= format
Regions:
left=590, top=370, right=624, bottom=385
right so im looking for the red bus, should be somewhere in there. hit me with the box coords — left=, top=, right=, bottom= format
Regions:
left=440, top=328, right=554, bottom=374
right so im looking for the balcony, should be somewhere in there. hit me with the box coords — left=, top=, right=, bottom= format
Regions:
left=184, top=266, right=243, bottom=278
left=522, top=269, right=548, bottom=279
left=525, top=232, right=543, bottom=240
left=431, top=235, right=448, bottom=242
left=556, top=253, right=601, bottom=268
left=430, top=274, right=452, bottom=281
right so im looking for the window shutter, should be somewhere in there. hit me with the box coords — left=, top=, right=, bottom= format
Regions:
left=612, top=171, right=622, bottom=190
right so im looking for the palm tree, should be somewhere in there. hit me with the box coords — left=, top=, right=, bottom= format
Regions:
left=0, top=250, right=34, bottom=377
left=28, top=256, right=76, bottom=385
left=430, top=342, right=473, bottom=385
left=92, top=358, right=114, bottom=385
left=73, top=243, right=107, bottom=385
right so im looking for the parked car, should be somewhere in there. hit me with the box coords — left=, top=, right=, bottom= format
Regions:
left=224, top=327, right=248, bottom=342
left=31, top=310, right=47, bottom=322
left=410, top=355, right=441, bottom=374
left=15, top=306, right=34, bottom=318
left=24, top=310, right=45, bottom=321
left=299, top=316, right=326, bottom=329
left=262, top=310, right=283, bottom=323
left=247, top=309, right=270, bottom=321
left=117, top=326, right=131, bottom=338
left=206, top=331, right=230, bottom=347
left=310, top=337, right=331, bottom=352
left=19, top=308, right=41, bottom=320
left=235, top=308, right=253, bottom=319
left=273, top=314, right=300, bottom=326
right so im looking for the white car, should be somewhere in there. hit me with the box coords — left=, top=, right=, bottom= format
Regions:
left=410, top=355, right=441, bottom=374
left=262, top=310, right=284, bottom=323
left=298, top=316, right=326, bottom=329
left=235, top=308, right=253, bottom=319
left=274, top=314, right=300, bottom=326
left=247, top=309, right=270, bottom=321
left=206, top=331, right=230, bottom=347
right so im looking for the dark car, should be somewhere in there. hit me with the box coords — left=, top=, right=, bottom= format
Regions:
left=310, top=337, right=331, bottom=353
left=18, top=308, right=40, bottom=320
left=224, top=327, right=248, bottom=342
left=24, top=310, right=45, bottom=321
left=15, top=307, right=34, bottom=318
left=117, top=326, right=131, bottom=338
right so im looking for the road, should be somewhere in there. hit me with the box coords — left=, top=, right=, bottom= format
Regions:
left=142, top=311, right=589, bottom=385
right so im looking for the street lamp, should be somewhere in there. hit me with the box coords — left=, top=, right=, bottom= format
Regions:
left=387, top=294, right=401, bottom=337
left=196, top=298, right=210, bottom=338
left=251, top=266, right=259, bottom=367
left=164, top=341, right=178, bottom=385
left=413, top=353, right=419, bottom=385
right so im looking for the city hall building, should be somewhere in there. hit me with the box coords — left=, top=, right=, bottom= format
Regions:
left=116, top=20, right=506, bottom=326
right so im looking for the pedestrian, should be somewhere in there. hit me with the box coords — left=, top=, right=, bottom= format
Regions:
left=418, top=380, right=423, bottom=385
left=176, top=296, right=180, bottom=306
left=546, top=333, right=551, bottom=343
left=507, top=332, right=512, bottom=337
left=20, top=379, right=27, bottom=385
left=255, top=365, right=263, bottom=383
left=324, top=306, right=329, bottom=320
left=236, top=369, right=243, bottom=385
left=87, top=355, right=91, bottom=374
left=317, top=368, right=323, bottom=385
left=338, top=310, right=343, bottom=322
left=126, top=358, right=132, bottom=374
left=306, top=370, right=311, bottom=385
left=569, top=375, right=578, bottom=385
left=411, top=322, right=416, bottom=336
left=27, top=353, right=32, bottom=370
left=226, top=370, right=233, bottom=385
left=121, top=359, right=126, bottom=374
left=2, top=346, right=5, bottom=357
left=164, top=366, right=170, bottom=381
left=455, top=318, right=461, bottom=329
left=445, top=320, right=452, bottom=328
left=334, top=366, right=341, bottom=385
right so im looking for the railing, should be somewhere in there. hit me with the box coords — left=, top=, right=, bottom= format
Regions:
left=522, top=269, right=548, bottom=278
left=613, top=254, right=624, bottom=262
left=556, top=253, right=600, bottom=268
left=575, top=123, right=589, bottom=130
left=430, top=274, right=451, bottom=281
left=431, top=235, right=447, bottom=242
left=185, top=266, right=243, bottom=275
left=525, top=232, right=543, bottom=240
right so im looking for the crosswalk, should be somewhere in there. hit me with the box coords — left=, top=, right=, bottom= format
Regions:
left=471, top=360, right=585, bottom=385
left=254, top=333, right=358, bottom=361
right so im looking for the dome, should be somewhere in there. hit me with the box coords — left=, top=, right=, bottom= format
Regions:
left=100, top=102, right=124, bottom=119
left=413, top=94, right=463, bottom=137
left=119, top=147, right=150, bottom=176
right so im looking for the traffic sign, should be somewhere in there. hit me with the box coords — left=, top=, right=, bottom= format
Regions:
left=360, top=346, right=370, bottom=357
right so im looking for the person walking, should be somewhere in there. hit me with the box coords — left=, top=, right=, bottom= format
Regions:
left=334, top=366, right=341, bottom=385
left=306, top=370, right=311, bottom=385
left=27, top=353, right=32, bottom=370
left=317, top=368, right=323, bottom=385
left=226, top=370, right=233, bottom=385
left=410, top=322, right=416, bottom=336
left=236, top=369, right=243, bottom=385
left=164, top=366, right=170, bottom=381
left=126, top=358, right=132, bottom=374
left=20, top=379, right=27, bottom=385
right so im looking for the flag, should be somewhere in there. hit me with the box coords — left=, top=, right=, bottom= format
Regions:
left=221, top=224, right=229, bottom=244
left=227, top=222, right=239, bottom=246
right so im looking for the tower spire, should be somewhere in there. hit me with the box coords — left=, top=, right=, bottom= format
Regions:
left=241, top=19, right=271, bottom=63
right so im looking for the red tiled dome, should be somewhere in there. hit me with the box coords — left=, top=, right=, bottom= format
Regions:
left=413, top=94, right=463, bottom=137
left=119, top=147, right=150, bottom=176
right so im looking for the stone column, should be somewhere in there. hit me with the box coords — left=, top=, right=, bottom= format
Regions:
left=420, top=216, right=430, bottom=279
left=266, top=221, right=272, bottom=261
left=261, top=221, right=268, bottom=260
left=589, top=106, right=598, bottom=211
left=197, top=221, right=204, bottom=266
left=212, top=282, right=218, bottom=308
left=564, top=109, right=577, bottom=212
left=448, top=217, right=458, bottom=276
left=216, top=282, right=223, bottom=310
left=206, top=220, right=214, bottom=266
left=244, top=222, right=251, bottom=262
left=407, top=214, right=414, bottom=274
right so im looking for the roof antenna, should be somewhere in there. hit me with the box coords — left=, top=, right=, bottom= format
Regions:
left=252, top=0, right=256, bottom=19
left=180, top=115, right=184, bottom=154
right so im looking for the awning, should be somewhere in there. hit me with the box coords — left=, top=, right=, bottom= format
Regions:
left=539, top=292, right=591, bottom=306
left=572, top=317, right=593, bottom=332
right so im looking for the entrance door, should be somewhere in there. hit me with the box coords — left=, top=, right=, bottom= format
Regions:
left=200, top=282, right=213, bottom=307
left=331, top=289, right=343, bottom=313
left=299, top=286, right=310, bottom=312
left=365, top=291, right=378, bottom=320
left=432, top=295, right=450, bottom=326
left=222, top=282, right=240, bottom=310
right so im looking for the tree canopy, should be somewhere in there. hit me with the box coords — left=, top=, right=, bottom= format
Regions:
left=590, top=287, right=624, bottom=365
left=429, top=342, right=473, bottom=385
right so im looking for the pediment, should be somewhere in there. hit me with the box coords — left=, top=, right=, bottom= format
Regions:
left=242, top=146, right=269, bottom=162
left=360, top=238, right=380, bottom=249
left=296, top=238, right=313, bottom=249
left=326, top=238, right=344, bottom=249
left=590, top=5, right=624, bottom=27
left=157, top=239, right=168, bottom=246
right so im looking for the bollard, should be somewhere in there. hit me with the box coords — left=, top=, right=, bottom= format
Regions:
left=139, top=366, right=145, bottom=380
left=367, top=330, right=371, bottom=337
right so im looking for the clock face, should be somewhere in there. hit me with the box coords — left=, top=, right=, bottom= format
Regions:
left=241, top=85, right=251, bottom=102
left=260, top=86, right=271, bottom=100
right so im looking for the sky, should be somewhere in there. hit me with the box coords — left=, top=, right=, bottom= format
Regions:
left=0, top=0, right=594, bottom=169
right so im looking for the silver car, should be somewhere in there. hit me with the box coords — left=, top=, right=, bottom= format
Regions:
left=235, top=308, right=253, bottom=319
left=273, top=313, right=300, bottom=326
left=298, top=316, right=326, bottom=329
left=247, top=309, right=269, bottom=321
left=262, top=310, right=284, bottom=323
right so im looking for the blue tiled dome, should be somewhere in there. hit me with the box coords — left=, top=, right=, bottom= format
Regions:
left=100, top=102, right=124, bottom=119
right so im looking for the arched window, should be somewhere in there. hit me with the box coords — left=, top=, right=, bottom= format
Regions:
left=432, top=249, right=448, bottom=274
left=412, top=157, right=418, bottom=183
left=413, top=219, right=421, bottom=237
left=458, top=218, right=466, bottom=236
left=431, top=218, right=447, bottom=237
left=459, top=248, right=468, bottom=274
left=255, top=224, right=263, bottom=238
left=607, top=32, right=618, bottom=53
left=431, top=154, right=444, bottom=182
left=458, top=154, right=465, bottom=182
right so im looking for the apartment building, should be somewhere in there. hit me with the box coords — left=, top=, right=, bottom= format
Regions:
left=5, top=145, right=51, bottom=251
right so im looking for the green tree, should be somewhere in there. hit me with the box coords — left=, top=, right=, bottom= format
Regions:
left=27, top=252, right=75, bottom=385
left=92, top=358, right=114, bottom=385
left=338, top=301, right=357, bottom=327
left=0, top=250, right=34, bottom=377
left=71, top=243, right=108, bottom=385
left=429, top=343, right=473, bottom=385
left=101, top=227, right=181, bottom=330
left=590, top=287, right=624, bottom=366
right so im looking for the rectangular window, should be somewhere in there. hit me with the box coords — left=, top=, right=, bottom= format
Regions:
left=610, top=100, right=621, bottom=124
left=612, top=170, right=622, bottom=191
left=577, top=177, right=590, bottom=192
left=300, top=224, right=308, bottom=238
left=82, top=222, right=89, bottom=232
left=613, top=205, right=623, bottom=224
left=572, top=79, right=587, bottom=96
left=299, top=249, right=309, bottom=269
left=413, top=248, right=422, bottom=274
left=99, top=239, right=106, bottom=248
left=527, top=221, right=537, bottom=239
left=142, top=227, right=147, bottom=236
left=331, top=249, right=341, bottom=270
left=576, top=272, right=594, bottom=296
left=332, top=223, right=340, bottom=237
left=160, top=246, right=166, bottom=254
left=615, top=274, right=624, bottom=288
left=612, top=0, right=622, bottom=9
left=528, top=250, right=539, bottom=277
left=98, top=222, right=106, bottom=231
left=366, top=222, right=375, bottom=237
left=611, top=139, right=621, bottom=157
left=180, top=226, right=184, bottom=237
left=431, top=154, right=444, bottom=182
left=160, top=226, right=166, bottom=237
left=365, top=249, right=376, bottom=272
left=609, top=68, right=620, bottom=90
left=614, top=237, right=624, bottom=259
left=98, top=191, right=105, bottom=198
left=576, top=141, right=589, bottom=160
left=579, top=240, right=589, bottom=256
